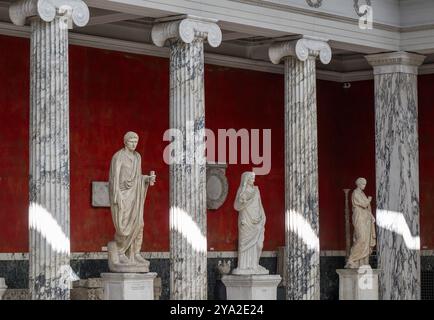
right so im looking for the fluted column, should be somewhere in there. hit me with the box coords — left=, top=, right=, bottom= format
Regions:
left=152, top=16, right=222, bottom=300
left=366, top=52, right=425, bottom=300
left=269, top=37, right=331, bottom=300
left=9, top=0, right=89, bottom=300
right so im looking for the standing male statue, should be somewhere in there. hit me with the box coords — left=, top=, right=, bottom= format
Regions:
left=107, top=131, right=156, bottom=272
left=345, top=177, right=376, bottom=269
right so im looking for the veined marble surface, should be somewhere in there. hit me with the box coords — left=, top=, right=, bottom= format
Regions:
left=168, top=37, right=207, bottom=300
left=268, top=37, right=331, bottom=300
left=374, top=71, right=421, bottom=300
left=28, top=17, right=71, bottom=300
left=151, top=16, right=221, bottom=300
left=284, top=55, right=320, bottom=300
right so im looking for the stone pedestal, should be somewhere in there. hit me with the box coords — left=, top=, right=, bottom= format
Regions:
left=101, top=273, right=157, bottom=300
left=222, top=275, right=281, bottom=300
left=336, top=267, right=380, bottom=300
left=0, top=278, right=7, bottom=300
left=71, top=278, right=104, bottom=300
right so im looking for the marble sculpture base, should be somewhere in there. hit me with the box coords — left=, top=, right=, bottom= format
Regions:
left=222, top=274, right=281, bottom=300
left=336, top=267, right=380, bottom=300
left=101, top=272, right=157, bottom=300
left=0, top=278, right=7, bottom=300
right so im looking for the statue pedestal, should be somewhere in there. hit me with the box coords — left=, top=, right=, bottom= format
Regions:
left=222, top=274, right=281, bottom=300
left=71, top=278, right=103, bottom=300
left=336, top=267, right=380, bottom=300
left=0, top=278, right=7, bottom=300
left=101, top=273, right=157, bottom=300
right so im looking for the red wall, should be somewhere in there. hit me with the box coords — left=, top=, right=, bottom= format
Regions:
left=1, top=33, right=433, bottom=253
left=0, top=36, right=29, bottom=252
left=419, top=74, right=434, bottom=249
left=317, top=80, right=376, bottom=250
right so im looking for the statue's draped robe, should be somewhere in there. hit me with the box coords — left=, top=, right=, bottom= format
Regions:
left=347, top=188, right=376, bottom=267
left=234, top=186, right=266, bottom=271
left=109, top=149, right=149, bottom=256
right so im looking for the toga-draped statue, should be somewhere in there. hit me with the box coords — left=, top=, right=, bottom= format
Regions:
left=232, top=172, right=269, bottom=275
left=345, top=177, right=376, bottom=269
left=108, top=131, right=156, bottom=273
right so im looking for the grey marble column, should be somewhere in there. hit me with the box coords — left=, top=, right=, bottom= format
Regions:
left=269, top=37, right=331, bottom=300
left=366, top=52, right=425, bottom=300
left=152, top=16, right=222, bottom=300
left=9, top=0, right=89, bottom=300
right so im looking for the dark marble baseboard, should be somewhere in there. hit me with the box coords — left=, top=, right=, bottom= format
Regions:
left=1, top=256, right=432, bottom=300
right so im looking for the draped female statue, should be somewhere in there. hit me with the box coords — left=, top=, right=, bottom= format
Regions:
left=232, top=172, right=269, bottom=275
left=345, top=177, right=376, bottom=269
left=108, top=131, right=156, bottom=272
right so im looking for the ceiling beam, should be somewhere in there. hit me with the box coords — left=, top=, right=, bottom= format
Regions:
left=87, top=13, right=143, bottom=26
left=222, top=32, right=253, bottom=41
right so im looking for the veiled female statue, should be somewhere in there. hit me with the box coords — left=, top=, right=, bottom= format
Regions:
left=108, top=131, right=156, bottom=272
left=232, top=172, right=269, bottom=275
left=345, top=177, right=376, bottom=269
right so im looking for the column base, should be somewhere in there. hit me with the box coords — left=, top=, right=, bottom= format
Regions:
left=0, top=278, right=6, bottom=300
left=222, top=274, right=281, bottom=300
left=336, top=267, right=380, bottom=300
left=101, top=272, right=157, bottom=300
left=71, top=278, right=103, bottom=300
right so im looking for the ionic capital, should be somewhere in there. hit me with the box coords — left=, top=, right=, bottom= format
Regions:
left=151, top=15, right=222, bottom=48
left=9, top=0, right=89, bottom=28
left=269, top=36, right=332, bottom=65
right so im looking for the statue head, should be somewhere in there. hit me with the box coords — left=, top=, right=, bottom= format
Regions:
left=355, top=177, right=367, bottom=190
left=124, top=131, right=139, bottom=152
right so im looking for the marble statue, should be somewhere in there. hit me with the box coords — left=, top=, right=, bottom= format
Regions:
left=217, top=260, right=232, bottom=277
left=232, top=172, right=269, bottom=275
left=345, top=178, right=376, bottom=269
left=107, top=131, right=156, bottom=273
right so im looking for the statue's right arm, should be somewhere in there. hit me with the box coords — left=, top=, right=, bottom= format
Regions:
left=352, top=190, right=370, bottom=209
left=109, top=153, right=121, bottom=205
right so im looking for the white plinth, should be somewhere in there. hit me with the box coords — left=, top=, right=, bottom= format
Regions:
left=0, top=278, right=7, bottom=300
left=336, top=267, right=380, bottom=300
left=101, top=273, right=157, bottom=300
left=222, top=274, right=281, bottom=300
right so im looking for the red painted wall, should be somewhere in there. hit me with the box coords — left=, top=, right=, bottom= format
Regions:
left=1, top=33, right=433, bottom=253
left=419, top=74, right=434, bottom=249
left=317, top=80, right=376, bottom=250
left=0, top=35, right=29, bottom=252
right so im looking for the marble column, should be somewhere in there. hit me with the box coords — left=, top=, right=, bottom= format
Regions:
left=269, top=37, right=331, bottom=300
left=9, top=0, right=89, bottom=300
left=152, top=16, right=222, bottom=300
left=366, top=52, right=425, bottom=300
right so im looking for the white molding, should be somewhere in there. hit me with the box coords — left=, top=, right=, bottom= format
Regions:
left=420, top=64, right=434, bottom=76
left=0, top=21, right=365, bottom=82
left=1, top=250, right=433, bottom=260
left=366, top=51, right=426, bottom=75
left=0, top=21, right=433, bottom=82
left=0, top=251, right=276, bottom=260
left=84, top=0, right=401, bottom=53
